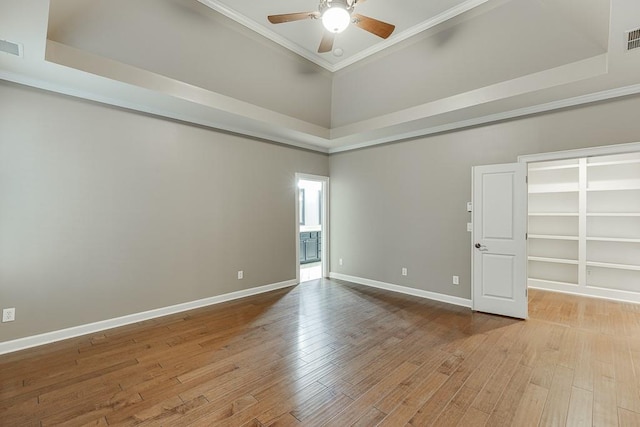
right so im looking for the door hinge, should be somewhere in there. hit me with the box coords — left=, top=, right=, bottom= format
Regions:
left=525, top=233, right=528, bottom=240
left=526, top=175, right=528, bottom=184
left=526, top=288, right=528, bottom=297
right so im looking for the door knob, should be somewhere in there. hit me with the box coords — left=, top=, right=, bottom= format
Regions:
left=475, top=243, right=481, bottom=249
left=475, top=243, right=488, bottom=251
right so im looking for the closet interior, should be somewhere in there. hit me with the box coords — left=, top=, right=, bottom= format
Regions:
left=527, top=151, right=640, bottom=302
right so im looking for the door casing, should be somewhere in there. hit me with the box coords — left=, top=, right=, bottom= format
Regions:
left=295, top=173, right=329, bottom=283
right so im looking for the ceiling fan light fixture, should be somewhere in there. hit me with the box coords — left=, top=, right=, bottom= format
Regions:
left=322, top=6, right=350, bottom=33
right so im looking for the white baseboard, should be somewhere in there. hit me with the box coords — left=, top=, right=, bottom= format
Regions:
left=528, top=279, right=640, bottom=304
left=330, top=272, right=472, bottom=308
left=0, top=279, right=297, bottom=356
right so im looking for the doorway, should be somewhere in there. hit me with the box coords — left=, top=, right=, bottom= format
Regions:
left=296, top=174, right=329, bottom=283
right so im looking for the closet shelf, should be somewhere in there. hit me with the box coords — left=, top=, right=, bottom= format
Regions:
left=586, top=237, right=640, bottom=243
left=529, top=164, right=579, bottom=171
left=528, top=278, right=578, bottom=287
left=586, top=184, right=640, bottom=192
left=587, top=212, right=640, bottom=217
left=529, top=212, right=579, bottom=216
left=586, top=261, right=640, bottom=271
left=528, top=234, right=579, bottom=241
left=587, top=158, right=640, bottom=167
left=528, top=186, right=579, bottom=194
left=528, top=256, right=578, bottom=265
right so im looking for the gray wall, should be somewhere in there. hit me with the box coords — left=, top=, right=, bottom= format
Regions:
left=0, top=81, right=328, bottom=342
left=329, top=94, right=640, bottom=300
left=4, top=79, right=640, bottom=344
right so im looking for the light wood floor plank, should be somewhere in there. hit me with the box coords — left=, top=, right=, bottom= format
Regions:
left=484, top=364, right=533, bottom=426
left=456, top=406, right=489, bottom=427
left=566, top=386, right=593, bottom=427
left=593, top=361, right=618, bottom=427
left=322, top=361, right=419, bottom=426
left=511, top=382, right=549, bottom=427
left=618, top=407, right=640, bottom=427
left=539, top=365, right=574, bottom=427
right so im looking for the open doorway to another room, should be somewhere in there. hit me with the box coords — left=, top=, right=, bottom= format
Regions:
left=296, top=174, right=329, bottom=283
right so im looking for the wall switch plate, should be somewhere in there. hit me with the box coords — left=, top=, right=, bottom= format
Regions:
left=2, top=308, right=15, bottom=322
left=467, top=223, right=472, bottom=232
left=402, top=268, right=408, bottom=276
left=339, top=258, right=343, bottom=266
left=237, top=270, right=243, bottom=280
left=453, top=276, right=459, bottom=285
left=467, top=202, right=472, bottom=212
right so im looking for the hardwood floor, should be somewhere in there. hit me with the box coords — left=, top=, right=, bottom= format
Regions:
left=1, top=279, right=640, bottom=426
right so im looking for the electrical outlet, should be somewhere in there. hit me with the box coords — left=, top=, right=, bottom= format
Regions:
left=2, top=308, right=15, bottom=323
left=402, top=267, right=408, bottom=276
left=453, top=276, right=459, bottom=285
left=339, top=258, right=343, bottom=266
left=237, top=270, right=243, bottom=280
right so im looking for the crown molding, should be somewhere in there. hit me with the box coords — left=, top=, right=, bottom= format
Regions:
left=331, top=0, right=488, bottom=71
left=198, top=0, right=488, bottom=72
left=197, top=0, right=336, bottom=71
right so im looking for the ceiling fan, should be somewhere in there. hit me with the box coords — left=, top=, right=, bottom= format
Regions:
left=267, top=0, right=395, bottom=54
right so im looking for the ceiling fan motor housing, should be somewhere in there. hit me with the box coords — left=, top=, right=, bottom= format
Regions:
left=319, top=0, right=353, bottom=13
left=320, top=0, right=353, bottom=33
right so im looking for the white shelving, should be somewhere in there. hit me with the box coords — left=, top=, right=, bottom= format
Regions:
left=529, top=158, right=579, bottom=171
left=528, top=278, right=578, bottom=288
left=529, top=164, right=580, bottom=171
left=528, top=234, right=579, bottom=240
left=587, top=236, right=640, bottom=243
left=528, top=153, right=640, bottom=302
left=585, top=261, right=640, bottom=271
left=528, top=186, right=579, bottom=194
left=587, top=159, right=640, bottom=167
left=587, top=183, right=640, bottom=191
left=528, top=256, right=579, bottom=265
left=587, top=213, right=640, bottom=217
left=529, top=213, right=579, bottom=216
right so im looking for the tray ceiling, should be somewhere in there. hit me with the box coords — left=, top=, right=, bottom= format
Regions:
left=198, top=0, right=488, bottom=71
left=5, top=0, right=640, bottom=153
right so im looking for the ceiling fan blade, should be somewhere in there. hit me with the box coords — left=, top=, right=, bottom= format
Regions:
left=318, top=30, right=335, bottom=53
left=352, top=14, right=395, bottom=39
left=268, top=12, right=320, bottom=24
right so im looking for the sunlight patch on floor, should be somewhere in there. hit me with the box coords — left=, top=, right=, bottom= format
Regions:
left=300, top=262, right=322, bottom=282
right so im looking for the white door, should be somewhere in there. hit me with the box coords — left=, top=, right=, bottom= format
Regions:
left=472, top=163, right=527, bottom=319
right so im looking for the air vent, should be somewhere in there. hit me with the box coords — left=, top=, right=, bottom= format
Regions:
left=0, top=39, right=22, bottom=57
left=627, top=28, right=640, bottom=51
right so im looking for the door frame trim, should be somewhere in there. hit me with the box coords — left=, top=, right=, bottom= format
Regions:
left=295, top=173, right=330, bottom=283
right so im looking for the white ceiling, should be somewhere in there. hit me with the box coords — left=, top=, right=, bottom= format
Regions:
left=198, top=0, right=488, bottom=71
left=1, top=0, right=640, bottom=153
